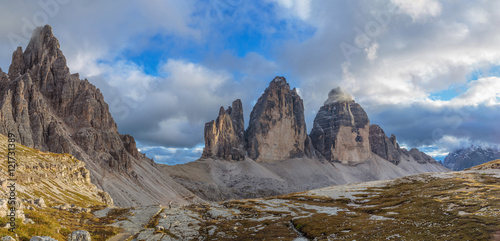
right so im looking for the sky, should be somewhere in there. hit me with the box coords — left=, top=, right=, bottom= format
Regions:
left=1, top=0, right=500, bottom=164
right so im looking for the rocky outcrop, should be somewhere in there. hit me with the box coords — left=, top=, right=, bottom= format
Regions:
left=369, top=124, right=401, bottom=165
left=310, top=88, right=370, bottom=164
left=0, top=25, right=196, bottom=206
left=246, top=76, right=307, bottom=161
left=202, top=99, right=245, bottom=161
left=8, top=47, right=25, bottom=80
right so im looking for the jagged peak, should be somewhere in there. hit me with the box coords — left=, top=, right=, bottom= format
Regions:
left=24, top=25, right=63, bottom=68
left=324, top=87, right=353, bottom=105
left=269, top=76, right=291, bottom=90
left=8, top=46, right=25, bottom=79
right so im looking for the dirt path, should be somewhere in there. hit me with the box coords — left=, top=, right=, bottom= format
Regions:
left=105, top=205, right=163, bottom=241
left=107, top=232, right=133, bottom=241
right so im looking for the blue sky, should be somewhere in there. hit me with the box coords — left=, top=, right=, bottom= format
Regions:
left=1, top=0, right=500, bottom=164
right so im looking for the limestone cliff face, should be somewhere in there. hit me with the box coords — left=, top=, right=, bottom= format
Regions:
left=0, top=25, right=196, bottom=206
left=202, top=99, right=245, bottom=161
left=369, top=124, right=401, bottom=165
left=310, top=88, right=370, bottom=164
left=246, top=77, right=307, bottom=162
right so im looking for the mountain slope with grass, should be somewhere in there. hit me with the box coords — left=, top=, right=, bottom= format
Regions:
left=0, top=133, right=124, bottom=240
left=133, top=160, right=500, bottom=240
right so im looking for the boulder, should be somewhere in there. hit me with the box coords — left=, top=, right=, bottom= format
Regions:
left=1, top=236, right=16, bottom=241
left=67, top=230, right=91, bottom=241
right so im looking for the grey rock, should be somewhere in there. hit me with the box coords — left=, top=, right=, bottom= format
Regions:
left=67, top=230, right=91, bottom=241
left=34, top=198, right=46, bottom=208
left=1, top=236, right=16, bottom=241
left=24, top=218, right=35, bottom=224
left=111, top=206, right=162, bottom=234
left=206, top=208, right=238, bottom=220
left=246, top=76, right=308, bottom=161
left=369, top=124, right=401, bottom=165
left=30, top=237, right=57, bottom=241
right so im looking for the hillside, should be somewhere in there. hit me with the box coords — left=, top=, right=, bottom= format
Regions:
left=467, top=159, right=500, bottom=170
left=0, top=133, right=110, bottom=207
left=0, top=133, right=125, bottom=240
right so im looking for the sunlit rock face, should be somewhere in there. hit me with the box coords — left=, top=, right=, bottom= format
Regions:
left=246, top=76, right=308, bottom=162
left=202, top=99, right=246, bottom=161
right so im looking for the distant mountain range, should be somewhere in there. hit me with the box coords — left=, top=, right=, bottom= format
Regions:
left=443, top=145, right=500, bottom=171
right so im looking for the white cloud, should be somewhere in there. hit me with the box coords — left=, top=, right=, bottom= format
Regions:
left=272, top=0, right=311, bottom=20
left=390, top=0, right=442, bottom=21
left=365, top=41, right=379, bottom=61
left=452, top=77, right=500, bottom=106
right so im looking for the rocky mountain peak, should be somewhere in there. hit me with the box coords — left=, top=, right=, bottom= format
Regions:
left=23, top=25, right=63, bottom=69
left=269, top=76, right=288, bottom=87
left=310, top=88, right=370, bottom=164
left=8, top=46, right=25, bottom=80
left=0, top=25, right=196, bottom=206
left=202, top=99, right=246, bottom=161
left=246, top=76, right=308, bottom=161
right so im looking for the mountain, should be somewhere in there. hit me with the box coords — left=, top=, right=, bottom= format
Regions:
left=443, top=145, right=500, bottom=171
left=245, top=77, right=311, bottom=161
left=201, top=99, right=246, bottom=161
left=0, top=25, right=198, bottom=207
left=310, top=87, right=371, bottom=164
left=162, top=77, right=447, bottom=201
